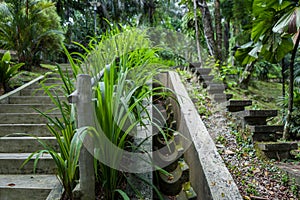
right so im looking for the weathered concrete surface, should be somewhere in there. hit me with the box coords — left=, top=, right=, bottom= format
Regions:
left=0, top=104, right=56, bottom=113
left=0, top=153, right=56, bottom=174
left=226, top=100, right=252, bottom=112
left=0, top=174, right=60, bottom=200
left=0, top=76, right=45, bottom=104
left=277, top=163, right=300, bottom=187
left=237, top=110, right=278, bottom=127
left=249, top=125, right=283, bottom=142
left=0, top=136, right=58, bottom=153
left=207, top=83, right=226, bottom=94
left=160, top=72, right=242, bottom=200
left=256, top=142, right=298, bottom=160
left=0, top=113, right=61, bottom=124
left=0, top=124, right=49, bottom=137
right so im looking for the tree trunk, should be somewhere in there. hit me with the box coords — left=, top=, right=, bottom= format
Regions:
left=193, top=0, right=202, bottom=65
left=214, top=0, right=222, bottom=62
left=281, top=58, right=286, bottom=120
left=197, top=0, right=216, bottom=57
left=224, top=20, right=230, bottom=60
left=239, top=62, right=255, bottom=89
left=283, top=31, right=300, bottom=140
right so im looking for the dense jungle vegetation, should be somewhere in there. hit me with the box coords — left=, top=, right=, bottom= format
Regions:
left=0, top=0, right=300, bottom=199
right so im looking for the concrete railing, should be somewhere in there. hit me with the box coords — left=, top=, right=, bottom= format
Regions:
left=159, top=71, right=242, bottom=200
left=0, top=75, right=45, bottom=104
left=69, top=69, right=242, bottom=200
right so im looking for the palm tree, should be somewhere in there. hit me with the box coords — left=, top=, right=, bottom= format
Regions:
left=0, top=0, right=64, bottom=70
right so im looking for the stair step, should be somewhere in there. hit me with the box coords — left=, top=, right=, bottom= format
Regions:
left=250, top=125, right=284, bottom=142
left=242, top=110, right=277, bottom=125
left=26, top=82, right=64, bottom=89
left=0, top=174, right=60, bottom=200
left=0, top=137, right=58, bottom=153
left=249, top=125, right=284, bottom=133
left=0, top=113, right=61, bottom=124
left=189, top=62, right=201, bottom=69
left=0, top=124, right=49, bottom=137
left=207, top=83, right=226, bottom=94
left=8, top=96, right=65, bottom=104
left=20, top=88, right=64, bottom=96
left=0, top=153, right=56, bottom=174
left=211, top=93, right=227, bottom=103
left=256, top=142, right=298, bottom=160
left=199, top=75, right=214, bottom=82
left=39, top=77, right=63, bottom=84
left=195, top=68, right=212, bottom=76
left=0, top=104, right=56, bottom=113
left=226, top=100, right=252, bottom=112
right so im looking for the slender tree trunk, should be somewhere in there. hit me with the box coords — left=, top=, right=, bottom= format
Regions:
left=193, top=0, right=202, bottom=65
left=197, top=0, right=216, bottom=57
left=283, top=31, right=300, bottom=139
left=224, top=20, right=230, bottom=60
left=282, top=58, right=286, bottom=120
left=239, top=62, right=255, bottom=89
left=214, top=0, right=222, bottom=62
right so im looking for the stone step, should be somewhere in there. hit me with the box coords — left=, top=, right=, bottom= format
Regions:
left=20, top=88, right=64, bottom=96
left=211, top=93, right=227, bottom=103
left=195, top=68, right=212, bottom=76
left=0, top=174, right=60, bottom=200
left=39, top=77, right=63, bottom=84
left=0, top=124, right=49, bottom=137
left=8, top=96, right=65, bottom=104
left=0, top=104, right=56, bottom=113
left=189, top=62, right=201, bottom=69
left=249, top=125, right=284, bottom=133
left=226, top=100, right=252, bottom=112
left=243, top=110, right=278, bottom=125
left=256, top=142, right=298, bottom=160
left=27, top=83, right=63, bottom=89
left=0, top=137, right=58, bottom=153
left=0, top=153, right=56, bottom=174
left=212, top=93, right=233, bottom=103
left=199, top=75, right=214, bottom=83
left=207, top=83, right=226, bottom=94
left=249, top=125, right=283, bottom=142
left=0, top=113, right=61, bottom=124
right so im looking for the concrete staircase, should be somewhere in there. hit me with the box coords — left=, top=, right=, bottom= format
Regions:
left=0, top=71, right=67, bottom=199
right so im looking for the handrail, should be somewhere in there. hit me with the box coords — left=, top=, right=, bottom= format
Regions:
left=0, top=74, right=46, bottom=104
left=68, top=65, right=110, bottom=103
left=67, top=65, right=110, bottom=200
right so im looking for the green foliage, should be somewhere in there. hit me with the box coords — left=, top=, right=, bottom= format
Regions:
left=0, top=51, right=24, bottom=93
left=22, top=95, right=79, bottom=200
left=22, top=63, right=78, bottom=199
left=0, top=0, right=64, bottom=69
left=70, top=27, right=172, bottom=199
left=278, top=88, right=300, bottom=138
left=254, top=61, right=282, bottom=80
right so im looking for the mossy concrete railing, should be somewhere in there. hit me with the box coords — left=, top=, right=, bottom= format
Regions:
left=0, top=75, right=45, bottom=104
left=159, top=71, right=242, bottom=200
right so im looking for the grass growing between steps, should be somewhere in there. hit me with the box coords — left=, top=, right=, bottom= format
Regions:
left=226, top=80, right=284, bottom=125
left=227, top=80, right=283, bottom=110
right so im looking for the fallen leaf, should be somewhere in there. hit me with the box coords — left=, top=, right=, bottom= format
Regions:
left=253, top=168, right=261, bottom=174
left=225, top=149, right=235, bottom=155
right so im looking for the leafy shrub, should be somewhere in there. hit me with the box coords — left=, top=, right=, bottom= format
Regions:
left=0, top=0, right=64, bottom=69
left=0, top=51, right=24, bottom=93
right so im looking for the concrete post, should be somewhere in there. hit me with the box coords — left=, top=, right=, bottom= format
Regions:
left=75, top=74, right=95, bottom=200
